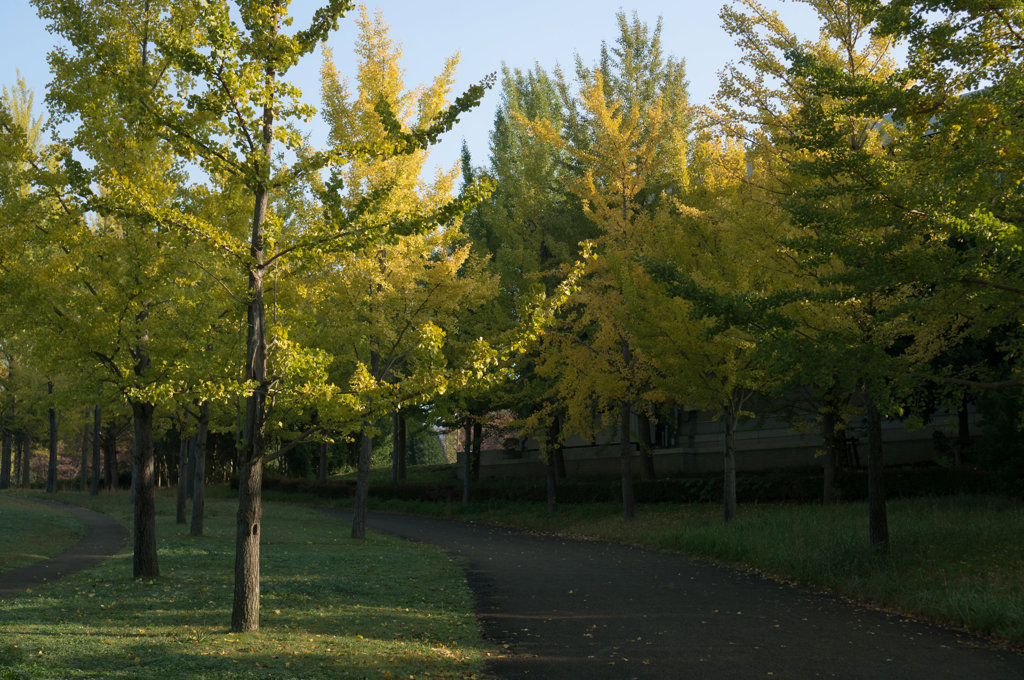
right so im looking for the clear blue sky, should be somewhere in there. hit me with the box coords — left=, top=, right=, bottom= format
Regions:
left=2, top=1, right=821, bottom=176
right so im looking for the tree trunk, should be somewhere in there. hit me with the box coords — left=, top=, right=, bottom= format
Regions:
left=19, top=431, right=31, bottom=489
left=191, top=403, right=209, bottom=537
left=956, top=393, right=970, bottom=466
left=176, top=433, right=188, bottom=524
left=1, top=429, right=11, bottom=490
left=103, top=425, right=117, bottom=491
left=232, top=452, right=263, bottom=632
left=723, top=401, right=738, bottom=524
left=553, top=414, right=567, bottom=480
left=397, top=412, right=407, bottom=480
left=619, top=401, right=635, bottom=521
left=865, top=392, right=889, bottom=553
left=351, top=426, right=373, bottom=539
left=90, top=406, right=101, bottom=496
left=471, top=421, right=483, bottom=481
left=80, top=408, right=90, bottom=492
left=637, top=411, right=656, bottom=481
left=461, top=419, right=472, bottom=507
left=822, top=408, right=838, bottom=505
left=390, top=411, right=401, bottom=484
left=47, top=382, right=58, bottom=494
left=545, top=417, right=559, bottom=514
left=230, top=22, right=277, bottom=627
left=131, top=400, right=159, bottom=578
left=319, top=440, right=329, bottom=484
left=231, top=262, right=269, bottom=633
left=185, top=435, right=197, bottom=501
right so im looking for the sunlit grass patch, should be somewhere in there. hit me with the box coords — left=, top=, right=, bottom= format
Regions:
left=0, top=492, right=491, bottom=679
left=0, top=494, right=86, bottom=572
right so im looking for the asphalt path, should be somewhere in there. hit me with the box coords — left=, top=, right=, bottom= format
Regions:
left=323, top=508, right=1024, bottom=680
left=0, top=498, right=128, bottom=597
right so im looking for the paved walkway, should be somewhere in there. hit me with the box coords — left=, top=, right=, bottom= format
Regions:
left=324, top=508, right=1024, bottom=680
left=0, top=498, right=128, bottom=597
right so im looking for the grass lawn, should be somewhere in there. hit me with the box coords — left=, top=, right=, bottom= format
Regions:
left=359, top=487, right=1024, bottom=648
left=0, top=495, right=86, bottom=572
left=0, top=490, right=492, bottom=679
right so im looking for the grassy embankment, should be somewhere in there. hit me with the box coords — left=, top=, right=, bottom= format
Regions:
left=320, top=465, right=1024, bottom=648
left=0, top=491, right=491, bottom=680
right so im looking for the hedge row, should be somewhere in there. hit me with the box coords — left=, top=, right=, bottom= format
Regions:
left=247, top=464, right=998, bottom=504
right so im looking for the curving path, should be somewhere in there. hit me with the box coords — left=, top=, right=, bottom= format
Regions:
left=323, top=508, right=1024, bottom=680
left=0, top=499, right=128, bottom=597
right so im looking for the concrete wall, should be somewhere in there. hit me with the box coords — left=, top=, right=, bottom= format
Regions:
left=473, top=409, right=970, bottom=479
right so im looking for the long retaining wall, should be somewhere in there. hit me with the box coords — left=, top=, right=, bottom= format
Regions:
left=473, top=411, right=968, bottom=479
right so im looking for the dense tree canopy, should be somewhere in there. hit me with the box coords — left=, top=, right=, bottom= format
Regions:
left=3, top=0, right=1021, bottom=634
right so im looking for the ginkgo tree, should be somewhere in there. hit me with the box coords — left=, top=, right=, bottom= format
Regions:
left=35, top=0, right=501, bottom=632
left=523, top=12, right=692, bottom=520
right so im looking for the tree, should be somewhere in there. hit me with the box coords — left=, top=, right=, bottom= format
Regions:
left=520, top=12, right=691, bottom=519
left=36, top=0, right=496, bottom=631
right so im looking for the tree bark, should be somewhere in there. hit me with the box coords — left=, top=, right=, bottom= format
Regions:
left=461, top=419, right=472, bottom=507
left=956, top=393, right=970, bottom=466
left=232, top=262, right=268, bottom=632
left=822, top=407, right=838, bottom=505
left=619, top=401, right=635, bottom=520
left=865, top=392, right=889, bottom=553
left=319, top=440, right=329, bottom=484
left=553, top=414, right=567, bottom=480
left=471, top=421, right=483, bottom=481
left=46, top=382, right=58, bottom=493
left=723, top=401, right=738, bottom=524
left=396, top=412, right=407, bottom=480
left=390, top=411, right=401, bottom=484
left=637, top=411, right=656, bottom=481
left=191, top=403, right=208, bottom=537
left=80, top=408, right=90, bottom=492
left=131, top=400, right=159, bottom=578
left=1, top=429, right=11, bottom=490
left=232, top=451, right=263, bottom=632
left=19, top=431, right=30, bottom=489
left=185, top=435, right=196, bottom=501
left=176, top=433, right=188, bottom=524
left=90, top=406, right=101, bottom=496
left=351, top=426, right=373, bottom=539
left=545, top=417, right=559, bottom=514
left=103, top=425, right=117, bottom=490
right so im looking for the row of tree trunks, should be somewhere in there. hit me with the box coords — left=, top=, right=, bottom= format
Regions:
left=0, top=425, right=119, bottom=491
